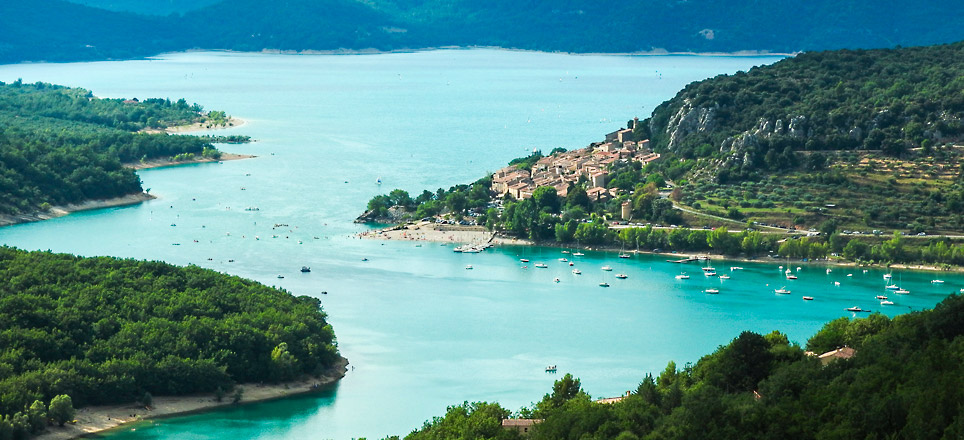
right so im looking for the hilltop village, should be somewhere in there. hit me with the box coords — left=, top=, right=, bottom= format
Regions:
left=492, top=125, right=659, bottom=203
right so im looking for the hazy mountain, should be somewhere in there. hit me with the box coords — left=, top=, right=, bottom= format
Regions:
left=64, top=0, right=222, bottom=16
left=2, top=0, right=963, bottom=63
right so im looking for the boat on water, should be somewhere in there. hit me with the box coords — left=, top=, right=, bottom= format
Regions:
left=545, top=365, right=557, bottom=372
left=300, top=266, right=311, bottom=273
left=277, top=275, right=284, bottom=279
left=719, top=274, right=730, bottom=280
left=704, top=288, right=719, bottom=294
left=876, top=295, right=888, bottom=300
left=675, top=273, right=690, bottom=280
left=895, top=288, right=910, bottom=294
left=520, top=258, right=530, bottom=263
left=572, top=269, right=582, bottom=275
left=885, top=284, right=899, bottom=290
left=730, top=266, right=743, bottom=271
left=554, top=278, right=560, bottom=283
left=615, top=273, right=628, bottom=279
left=465, top=265, right=473, bottom=270
left=847, top=273, right=853, bottom=277
left=704, top=271, right=717, bottom=277
left=932, top=279, right=945, bottom=284
left=618, top=253, right=631, bottom=258
left=786, top=274, right=798, bottom=280
left=826, top=268, right=832, bottom=274
left=569, top=262, right=574, bottom=266
left=535, top=263, right=548, bottom=268
left=834, top=281, right=841, bottom=286
left=774, top=287, right=791, bottom=294
left=561, top=250, right=570, bottom=254
left=599, top=282, right=610, bottom=287
left=376, top=177, right=382, bottom=185
left=846, top=306, right=863, bottom=312
left=559, top=258, right=568, bottom=262
left=802, top=296, right=814, bottom=301
left=601, top=265, right=613, bottom=271
left=881, top=300, right=895, bottom=305
left=572, top=252, right=585, bottom=256
left=883, top=273, right=893, bottom=279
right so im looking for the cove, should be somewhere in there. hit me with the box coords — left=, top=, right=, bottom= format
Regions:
left=2, top=50, right=958, bottom=440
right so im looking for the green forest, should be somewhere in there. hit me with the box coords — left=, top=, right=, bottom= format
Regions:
left=0, top=247, right=340, bottom=437
left=395, top=294, right=964, bottom=440
left=0, top=81, right=226, bottom=216
left=3, top=0, right=964, bottom=64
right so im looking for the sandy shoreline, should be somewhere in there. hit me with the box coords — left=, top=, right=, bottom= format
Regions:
left=125, top=152, right=255, bottom=170
left=139, top=116, right=247, bottom=135
left=359, top=223, right=964, bottom=273
left=35, top=357, right=348, bottom=440
left=0, top=193, right=156, bottom=228
left=358, top=221, right=531, bottom=246
left=163, top=46, right=795, bottom=58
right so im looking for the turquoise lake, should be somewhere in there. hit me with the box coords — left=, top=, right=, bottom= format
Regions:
left=1, top=50, right=960, bottom=439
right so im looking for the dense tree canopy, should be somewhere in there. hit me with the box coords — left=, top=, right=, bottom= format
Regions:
left=0, top=247, right=340, bottom=419
left=0, top=81, right=227, bottom=216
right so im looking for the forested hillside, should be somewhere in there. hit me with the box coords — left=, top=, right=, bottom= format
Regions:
left=0, top=81, right=225, bottom=216
left=0, top=247, right=340, bottom=428
left=5, top=0, right=964, bottom=63
left=398, top=294, right=964, bottom=440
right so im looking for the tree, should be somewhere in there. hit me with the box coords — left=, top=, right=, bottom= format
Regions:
left=270, top=342, right=299, bottom=382
left=140, top=391, right=153, bottom=407
left=538, top=374, right=582, bottom=414
left=48, top=395, right=75, bottom=427
left=532, top=186, right=561, bottom=213
left=26, top=401, right=45, bottom=433
left=707, top=227, right=740, bottom=255
left=232, top=387, right=244, bottom=404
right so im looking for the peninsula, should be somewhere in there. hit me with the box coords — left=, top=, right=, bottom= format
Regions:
left=0, top=247, right=345, bottom=440
left=361, top=42, right=964, bottom=270
left=0, top=81, right=252, bottom=227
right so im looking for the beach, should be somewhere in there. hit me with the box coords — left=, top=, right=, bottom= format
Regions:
left=35, top=357, right=348, bottom=440
left=125, top=152, right=255, bottom=170
left=0, top=193, right=156, bottom=228
left=139, top=116, right=247, bottom=135
left=358, top=221, right=531, bottom=246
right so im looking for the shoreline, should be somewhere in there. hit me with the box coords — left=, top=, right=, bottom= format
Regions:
left=0, top=193, right=156, bottom=228
left=155, top=46, right=796, bottom=59
left=359, top=223, right=964, bottom=274
left=139, top=116, right=247, bottom=135
left=35, top=356, right=349, bottom=440
left=125, top=152, right=255, bottom=170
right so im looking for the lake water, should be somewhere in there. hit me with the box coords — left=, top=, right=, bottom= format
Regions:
left=1, top=50, right=959, bottom=440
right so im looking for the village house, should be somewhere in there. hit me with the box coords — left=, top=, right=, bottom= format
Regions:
left=594, top=391, right=632, bottom=404
left=490, top=136, right=657, bottom=203
left=502, top=418, right=542, bottom=436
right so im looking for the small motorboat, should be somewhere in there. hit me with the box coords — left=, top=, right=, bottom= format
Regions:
left=535, top=263, right=548, bottom=268
left=599, top=282, right=610, bottom=287
left=601, top=265, right=613, bottom=271
left=895, top=288, right=910, bottom=294
left=774, top=287, right=791, bottom=294
left=615, top=273, right=628, bottom=279
left=573, top=252, right=585, bottom=256
left=520, top=258, right=530, bottom=263
left=719, top=274, right=730, bottom=280
left=561, top=250, right=570, bottom=254
left=704, top=288, right=719, bottom=294
left=553, top=278, right=560, bottom=283
left=730, top=266, right=743, bottom=271
left=301, top=266, right=311, bottom=273
left=802, top=296, right=814, bottom=301
left=880, top=300, right=894, bottom=305
left=786, top=274, right=798, bottom=280
left=545, top=365, right=557, bottom=373
left=846, top=306, right=862, bottom=312
left=558, top=258, right=568, bottom=262
left=931, top=279, right=945, bottom=284
left=569, top=262, right=574, bottom=266
left=277, top=275, right=284, bottom=279
left=885, top=284, right=899, bottom=290
left=675, top=274, right=689, bottom=280
left=572, top=269, right=582, bottom=275
left=465, top=265, right=473, bottom=270
left=876, top=295, right=888, bottom=300
left=618, top=253, right=631, bottom=258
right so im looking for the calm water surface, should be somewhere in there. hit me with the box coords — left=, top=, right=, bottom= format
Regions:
left=1, top=50, right=959, bottom=439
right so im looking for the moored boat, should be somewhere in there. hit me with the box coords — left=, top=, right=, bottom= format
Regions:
left=774, top=287, right=791, bottom=294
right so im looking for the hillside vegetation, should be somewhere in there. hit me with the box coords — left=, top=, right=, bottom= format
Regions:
left=397, top=294, right=964, bottom=440
left=0, top=247, right=340, bottom=435
left=0, top=81, right=227, bottom=216
left=4, top=0, right=964, bottom=63
left=635, top=42, right=964, bottom=232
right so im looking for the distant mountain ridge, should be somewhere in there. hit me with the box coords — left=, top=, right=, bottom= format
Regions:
left=4, top=0, right=964, bottom=63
